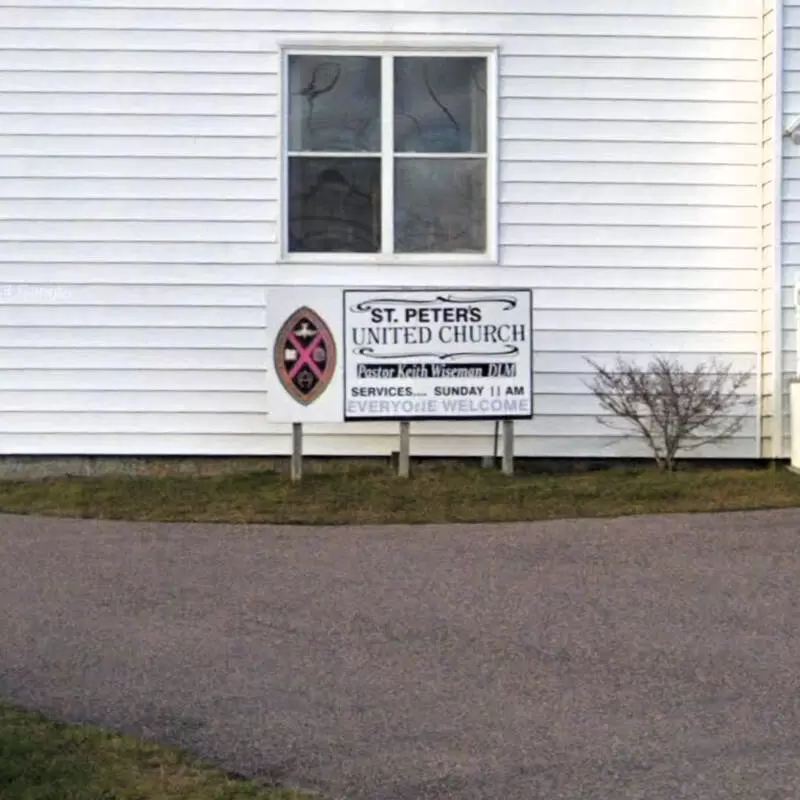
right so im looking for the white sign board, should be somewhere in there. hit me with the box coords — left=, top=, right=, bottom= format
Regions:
left=265, top=286, right=344, bottom=423
left=343, top=288, right=533, bottom=420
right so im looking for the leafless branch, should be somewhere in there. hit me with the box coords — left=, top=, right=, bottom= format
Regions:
left=584, top=356, right=756, bottom=471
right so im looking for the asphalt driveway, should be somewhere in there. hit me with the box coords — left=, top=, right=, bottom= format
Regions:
left=1, top=509, right=799, bottom=799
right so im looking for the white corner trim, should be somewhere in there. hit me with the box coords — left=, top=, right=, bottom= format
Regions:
left=773, top=0, right=786, bottom=458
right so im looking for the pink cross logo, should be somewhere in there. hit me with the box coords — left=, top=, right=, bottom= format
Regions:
left=287, top=327, right=325, bottom=380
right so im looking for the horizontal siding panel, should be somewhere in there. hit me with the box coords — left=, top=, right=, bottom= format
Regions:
left=500, top=225, right=760, bottom=248
left=0, top=243, right=273, bottom=262
left=0, top=284, right=265, bottom=305
left=0, top=199, right=275, bottom=222
left=0, top=94, right=275, bottom=115
left=0, top=10, right=758, bottom=38
left=0, top=50, right=279, bottom=73
left=0, top=306, right=266, bottom=327
left=0, top=31, right=762, bottom=60
left=533, top=289, right=758, bottom=311
left=3, top=391, right=265, bottom=414
left=0, top=265, right=762, bottom=290
left=534, top=355, right=759, bottom=381
left=0, top=178, right=274, bottom=200
left=0, top=220, right=275, bottom=242
left=533, top=394, right=756, bottom=416
left=0, top=115, right=276, bottom=138
left=0, top=157, right=278, bottom=179
left=0, top=242, right=760, bottom=267
left=500, top=183, right=757, bottom=206
left=532, top=370, right=757, bottom=394
left=502, top=118, right=758, bottom=144
left=502, top=203, right=754, bottom=227
left=0, top=411, right=271, bottom=435
left=500, top=161, right=757, bottom=185
left=503, top=247, right=759, bottom=268
left=0, top=72, right=275, bottom=94
left=782, top=223, right=800, bottom=242
left=779, top=157, right=800, bottom=181
left=536, top=351, right=759, bottom=372
left=537, top=309, right=757, bottom=331
left=781, top=71, right=800, bottom=94
left=501, top=76, right=758, bottom=103
left=1, top=327, right=261, bottom=348
left=779, top=243, right=800, bottom=265
left=502, top=55, right=758, bottom=81
left=0, top=136, right=275, bottom=159
left=783, top=7, right=800, bottom=27
left=10, top=1, right=761, bottom=14
left=501, top=98, right=758, bottom=123
left=533, top=330, right=757, bottom=352
left=502, top=140, right=758, bottom=164
left=0, top=369, right=266, bottom=392
left=0, top=348, right=266, bottom=370
left=782, top=199, right=800, bottom=220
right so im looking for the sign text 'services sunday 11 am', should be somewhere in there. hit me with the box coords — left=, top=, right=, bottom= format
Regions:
left=343, top=289, right=533, bottom=420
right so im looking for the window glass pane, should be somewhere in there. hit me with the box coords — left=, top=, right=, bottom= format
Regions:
left=394, top=57, right=487, bottom=153
left=288, top=157, right=381, bottom=253
left=288, top=56, right=381, bottom=152
left=395, top=159, right=486, bottom=253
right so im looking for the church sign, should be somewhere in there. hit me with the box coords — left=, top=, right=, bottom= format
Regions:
left=343, top=289, right=533, bottom=421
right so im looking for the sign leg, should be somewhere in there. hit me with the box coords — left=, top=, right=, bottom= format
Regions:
left=502, top=419, right=515, bottom=476
left=291, top=422, right=303, bottom=482
left=398, top=421, right=411, bottom=478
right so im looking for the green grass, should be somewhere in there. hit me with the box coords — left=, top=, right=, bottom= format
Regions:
left=0, top=703, right=311, bottom=800
left=0, top=462, right=798, bottom=524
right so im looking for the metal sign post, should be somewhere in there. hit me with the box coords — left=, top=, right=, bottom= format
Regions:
left=291, top=422, right=303, bottom=482
left=398, top=421, right=411, bottom=478
left=502, top=419, right=515, bottom=476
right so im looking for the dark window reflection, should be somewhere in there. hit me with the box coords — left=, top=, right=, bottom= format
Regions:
left=395, top=158, right=485, bottom=252
left=288, top=56, right=381, bottom=153
left=289, top=157, right=381, bottom=253
left=394, top=57, right=487, bottom=153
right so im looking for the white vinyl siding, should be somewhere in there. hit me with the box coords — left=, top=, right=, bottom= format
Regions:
left=0, top=1, right=763, bottom=458
left=783, top=0, right=800, bottom=458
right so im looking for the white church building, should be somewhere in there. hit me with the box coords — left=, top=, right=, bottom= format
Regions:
left=2, top=0, right=800, bottom=462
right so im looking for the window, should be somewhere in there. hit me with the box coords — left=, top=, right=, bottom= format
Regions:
left=284, top=50, right=493, bottom=258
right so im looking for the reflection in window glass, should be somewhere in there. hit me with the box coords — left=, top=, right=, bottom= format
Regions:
left=394, top=57, right=487, bottom=153
left=395, top=159, right=486, bottom=252
left=288, top=56, right=381, bottom=152
left=288, top=157, right=381, bottom=253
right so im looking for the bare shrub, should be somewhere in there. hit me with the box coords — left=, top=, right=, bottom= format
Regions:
left=584, top=356, right=756, bottom=471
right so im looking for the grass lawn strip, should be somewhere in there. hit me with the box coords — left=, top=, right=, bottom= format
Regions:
left=0, top=463, right=797, bottom=525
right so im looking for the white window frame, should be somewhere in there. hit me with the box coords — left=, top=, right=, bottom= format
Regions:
left=278, top=43, right=499, bottom=265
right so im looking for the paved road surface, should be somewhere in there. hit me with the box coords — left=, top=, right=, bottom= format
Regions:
left=1, top=510, right=799, bottom=799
